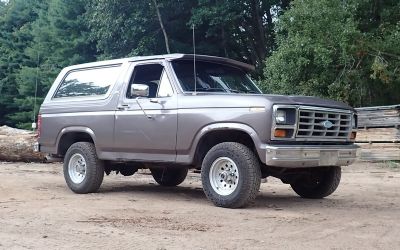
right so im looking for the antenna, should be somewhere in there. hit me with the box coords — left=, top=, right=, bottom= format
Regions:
left=32, top=51, right=39, bottom=130
left=192, top=24, right=197, bottom=95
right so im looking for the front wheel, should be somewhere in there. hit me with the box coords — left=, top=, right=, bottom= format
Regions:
left=290, top=166, right=341, bottom=199
left=201, top=142, right=261, bottom=208
left=63, top=142, right=104, bottom=194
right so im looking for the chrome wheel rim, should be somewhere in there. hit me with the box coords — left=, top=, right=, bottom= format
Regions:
left=209, top=157, right=239, bottom=196
left=68, top=153, right=87, bottom=184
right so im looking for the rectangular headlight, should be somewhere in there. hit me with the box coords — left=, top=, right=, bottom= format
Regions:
left=275, top=110, right=286, bottom=123
left=273, top=107, right=296, bottom=125
left=271, top=105, right=297, bottom=140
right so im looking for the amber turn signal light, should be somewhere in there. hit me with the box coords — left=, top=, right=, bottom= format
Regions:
left=350, top=131, right=357, bottom=140
left=274, top=129, right=287, bottom=138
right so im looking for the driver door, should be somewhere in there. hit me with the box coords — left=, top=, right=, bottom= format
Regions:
left=114, top=62, right=178, bottom=162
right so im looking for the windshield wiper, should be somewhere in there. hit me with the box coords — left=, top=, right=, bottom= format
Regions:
left=244, top=90, right=259, bottom=94
left=203, top=88, right=241, bottom=93
left=190, top=87, right=254, bottom=94
left=196, top=87, right=227, bottom=92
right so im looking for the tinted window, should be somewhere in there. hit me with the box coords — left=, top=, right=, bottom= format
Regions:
left=172, top=60, right=261, bottom=94
left=127, top=64, right=164, bottom=98
left=54, top=65, right=120, bottom=98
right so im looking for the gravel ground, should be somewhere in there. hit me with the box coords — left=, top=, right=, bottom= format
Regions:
left=0, top=161, right=399, bottom=250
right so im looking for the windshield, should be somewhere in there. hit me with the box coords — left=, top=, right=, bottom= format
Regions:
left=171, top=60, right=262, bottom=94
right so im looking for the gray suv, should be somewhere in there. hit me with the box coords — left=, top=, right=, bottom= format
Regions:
left=36, top=54, right=358, bottom=208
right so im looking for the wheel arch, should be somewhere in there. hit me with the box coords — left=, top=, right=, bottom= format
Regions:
left=56, top=127, right=97, bottom=156
left=190, top=123, right=265, bottom=168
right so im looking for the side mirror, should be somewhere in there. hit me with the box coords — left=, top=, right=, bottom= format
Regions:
left=130, top=84, right=149, bottom=98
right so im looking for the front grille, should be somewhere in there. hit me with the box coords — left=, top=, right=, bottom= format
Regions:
left=296, top=109, right=352, bottom=140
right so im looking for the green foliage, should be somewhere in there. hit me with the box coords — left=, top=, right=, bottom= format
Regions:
left=86, top=0, right=282, bottom=76
left=190, top=0, right=286, bottom=76
left=261, top=0, right=400, bottom=106
left=0, top=0, right=43, bottom=127
left=85, top=0, right=197, bottom=58
left=0, top=0, right=96, bottom=128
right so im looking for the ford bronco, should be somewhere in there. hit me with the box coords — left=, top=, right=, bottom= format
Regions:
left=35, top=54, right=358, bottom=208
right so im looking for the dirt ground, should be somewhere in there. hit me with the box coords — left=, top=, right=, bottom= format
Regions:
left=0, top=161, right=399, bottom=250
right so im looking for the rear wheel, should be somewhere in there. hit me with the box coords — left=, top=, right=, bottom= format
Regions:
left=63, top=142, right=104, bottom=194
left=290, top=166, right=341, bottom=199
left=150, top=167, right=188, bottom=186
left=201, top=142, right=261, bottom=208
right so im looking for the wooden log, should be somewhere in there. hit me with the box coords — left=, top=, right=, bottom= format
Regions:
left=355, top=105, right=400, bottom=162
left=356, top=105, right=400, bottom=128
left=356, top=127, right=400, bottom=143
left=0, top=126, right=46, bottom=162
left=357, top=142, right=400, bottom=161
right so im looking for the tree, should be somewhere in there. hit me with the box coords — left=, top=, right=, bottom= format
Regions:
left=190, top=0, right=288, bottom=77
left=353, top=0, right=400, bottom=106
left=152, top=0, right=171, bottom=54
left=86, top=0, right=194, bottom=58
left=0, top=0, right=43, bottom=127
left=261, top=0, right=400, bottom=106
left=86, top=0, right=291, bottom=76
left=0, top=0, right=97, bottom=128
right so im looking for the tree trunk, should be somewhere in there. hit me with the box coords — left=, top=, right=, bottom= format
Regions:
left=251, top=0, right=267, bottom=61
left=0, top=126, right=45, bottom=162
left=153, top=0, right=171, bottom=54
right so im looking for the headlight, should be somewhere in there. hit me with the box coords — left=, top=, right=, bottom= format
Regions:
left=272, top=105, right=297, bottom=140
left=275, top=110, right=286, bottom=124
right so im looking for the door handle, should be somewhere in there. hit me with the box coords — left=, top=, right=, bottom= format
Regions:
left=117, top=104, right=129, bottom=110
left=149, top=98, right=159, bottom=104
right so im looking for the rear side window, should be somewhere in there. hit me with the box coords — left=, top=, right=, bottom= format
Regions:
left=53, top=65, right=121, bottom=98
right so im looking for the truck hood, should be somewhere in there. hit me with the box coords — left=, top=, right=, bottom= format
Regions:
left=262, top=94, right=353, bottom=110
left=179, top=93, right=353, bottom=111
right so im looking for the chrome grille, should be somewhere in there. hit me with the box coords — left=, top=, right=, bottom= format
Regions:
left=296, top=109, right=352, bottom=140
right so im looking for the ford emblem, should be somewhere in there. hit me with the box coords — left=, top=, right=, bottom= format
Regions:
left=321, top=120, right=334, bottom=129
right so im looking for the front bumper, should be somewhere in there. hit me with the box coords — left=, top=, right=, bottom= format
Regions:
left=265, top=144, right=358, bottom=168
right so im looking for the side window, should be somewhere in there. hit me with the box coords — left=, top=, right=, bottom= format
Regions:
left=157, top=71, right=174, bottom=97
left=127, top=64, right=163, bottom=99
left=54, top=65, right=120, bottom=98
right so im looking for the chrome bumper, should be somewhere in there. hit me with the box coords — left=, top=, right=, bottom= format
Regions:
left=265, top=144, right=358, bottom=168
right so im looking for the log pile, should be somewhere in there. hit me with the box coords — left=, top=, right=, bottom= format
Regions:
left=355, top=127, right=400, bottom=143
left=357, top=105, right=400, bottom=128
left=0, top=126, right=46, bottom=162
left=356, top=105, right=400, bottom=161
left=358, top=143, right=400, bottom=161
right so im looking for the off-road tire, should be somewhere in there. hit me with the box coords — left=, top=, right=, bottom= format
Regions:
left=201, top=142, right=261, bottom=208
left=63, top=142, right=104, bottom=194
left=150, top=167, right=188, bottom=186
left=290, top=166, right=341, bottom=199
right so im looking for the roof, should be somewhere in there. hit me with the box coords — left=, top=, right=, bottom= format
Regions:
left=64, top=54, right=255, bottom=72
left=162, top=54, right=255, bottom=71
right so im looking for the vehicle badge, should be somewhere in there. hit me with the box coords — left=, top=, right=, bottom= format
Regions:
left=321, top=120, right=334, bottom=129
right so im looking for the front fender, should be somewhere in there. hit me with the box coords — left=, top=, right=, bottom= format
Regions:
left=187, top=122, right=265, bottom=163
